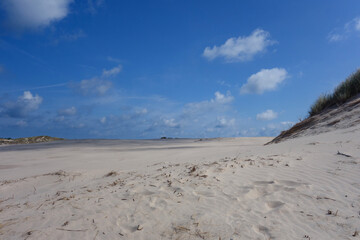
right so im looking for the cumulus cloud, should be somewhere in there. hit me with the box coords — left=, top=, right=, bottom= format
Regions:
left=1, top=0, right=73, bottom=30
left=203, top=29, right=276, bottom=62
left=328, top=17, right=360, bottom=42
left=240, top=68, right=288, bottom=94
left=0, top=91, right=42, bottom=118
left=256, top=109, right=278, bottom=121
left=58, top=106, right=77, bottom=116
left=102, top=64, right=122, bottom=78
left=212, top=91, right=234, bottom=104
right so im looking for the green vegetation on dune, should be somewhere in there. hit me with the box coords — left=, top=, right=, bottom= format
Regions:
left=309, top=69, right=360, bottom=116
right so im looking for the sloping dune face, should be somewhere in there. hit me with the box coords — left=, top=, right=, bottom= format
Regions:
left=1, top=129, right=360, bottom=239
left=268, top=95, right=360, bottom=144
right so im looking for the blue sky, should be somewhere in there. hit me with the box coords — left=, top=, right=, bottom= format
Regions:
left=0, top=0, right=360, bottom=139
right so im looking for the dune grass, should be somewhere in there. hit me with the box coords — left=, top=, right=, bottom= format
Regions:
left=309, top=69, right=360, bottom=116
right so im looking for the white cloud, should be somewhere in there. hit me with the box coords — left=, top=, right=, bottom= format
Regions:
left=58, top=106, right=77, bottom=116
left=184, top=91, right=234, bottom=115
left=212, top=91, right=234, bottom=104
left=355, top=18, right=360, bottom=31
left=73, top=64, right=122, bottom=96
left=55, top=115, right=65, bottom=122
left=102, top=64, right=122, bottom=78
left=328, top=16, right=360, bottom=42
left=53, top=30, right=86, bottom=45
left=0, top=91, right=42, bottom=118
left=163, top=118, right=180, bottom=128
left=78, top=78, right=112, bottom=96
left=1, top=0, right=73, bottom=30
left=18, top=91, right=42, bottom=110
left=107, top=56, right=121, bottom=63
left=100, top=116, right=107, bottom=124
left=16, top=120, right=27, bottom=127
left=135, top=108, right=148, bottom=115
left=240, top=68, right=288, bottom=94
left=281, top=121, right=295, bottom=127
left=256, top=110, right=278, bottom=121
left=87, top=0, right=104, bottom=14
left=328, top=33, right=345, bottom=42
left=215, top=117, right=235, bottom=128
left=203, top=29, right=275, bottom=62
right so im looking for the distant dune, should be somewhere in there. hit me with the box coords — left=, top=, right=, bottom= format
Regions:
left=0, top=136, right=64, bottom=145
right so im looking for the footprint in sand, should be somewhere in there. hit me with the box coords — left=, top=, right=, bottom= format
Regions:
left=245, top=187, right=268, bottom=200
left=253, top=181, right=275, bottom=185
left=275, top=180, right=307, bottom=187
left=253, top=225, right=273, bottom=239
left=266, top=201, right=285, bottom=209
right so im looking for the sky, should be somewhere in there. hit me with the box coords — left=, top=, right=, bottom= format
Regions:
left=0, top=0, right=360, bottom=139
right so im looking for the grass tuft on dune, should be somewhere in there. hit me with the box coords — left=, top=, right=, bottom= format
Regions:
left=309, top=69, right=360, bottom=116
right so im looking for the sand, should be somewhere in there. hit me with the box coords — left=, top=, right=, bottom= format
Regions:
left=0, top=129, right=360, bottom=239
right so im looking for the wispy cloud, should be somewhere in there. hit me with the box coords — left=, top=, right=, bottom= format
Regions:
left=281, top=121, right=295, bottom=128
left=57, top=106, right=77, bottom=116
left=52, top=30, right=86, bottom=45
left=0, top=39, right=48, bottom=66
left=3, top=83, right=68, bottom=94
left=107, top=56, right=122, bottom=63
left=77, top=78, right=113, bottom=96
left=102, top=64, right=122, bottom=78
left=184, top=91, right=234, bottom=115
left=203, top=29, right=276, bottom=62
left=240, top=68, right=288, bottom=94
left=163, top=118, right=180, bottom=128
left=1, top=0, right=73, bottom=31
left=72, top=64, right=122, bottom=96
left=215, top=117, right=235, bottom=128
left=0, top=91, right=42, bottom=118
left=328, top=17, right=360, bottom=42
left=100, top=116, right=107, bottom=124
left=87, top=0, right=105, bottom=14
left=15, top=120, right=27, bottom=127
left=256, top=109, right=278, bottom=121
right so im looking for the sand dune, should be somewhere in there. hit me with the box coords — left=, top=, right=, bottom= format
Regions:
left=1, top=129, right=360, bottom=239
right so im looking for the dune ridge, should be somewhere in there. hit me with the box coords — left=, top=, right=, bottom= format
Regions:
left=267, top=94, right=360, bottom=144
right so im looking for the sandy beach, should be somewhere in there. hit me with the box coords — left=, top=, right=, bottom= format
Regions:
left=1, top=126, right=359, bottom=240
left=1, top=1, right=360, bottom=239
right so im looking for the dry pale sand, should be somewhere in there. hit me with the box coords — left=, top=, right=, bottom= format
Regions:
left=0, top=128, right=360, bottom=239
